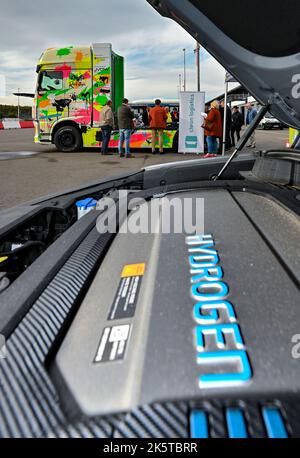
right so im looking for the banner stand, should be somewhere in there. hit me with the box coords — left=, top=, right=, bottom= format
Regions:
left=179, top=91, right=205, bottom=154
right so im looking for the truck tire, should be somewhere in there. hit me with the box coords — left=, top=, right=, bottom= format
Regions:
left=54, top=125, right=82, bottom=152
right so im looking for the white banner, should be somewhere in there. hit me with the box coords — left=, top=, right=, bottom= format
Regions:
left=179, top=91, right=205, bottom=154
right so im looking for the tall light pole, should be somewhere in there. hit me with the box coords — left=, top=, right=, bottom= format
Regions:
left=194, top=41, right=201, bottom=92
left=178, top=74, right=182, bottom=93
left=183, top=48, right=186, bottom=92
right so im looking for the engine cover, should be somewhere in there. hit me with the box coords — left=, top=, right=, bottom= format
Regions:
left=53, top=189, right=300, bottom=418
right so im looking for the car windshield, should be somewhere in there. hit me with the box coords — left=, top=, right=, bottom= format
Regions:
left=0, top=0, right=289, bottom=210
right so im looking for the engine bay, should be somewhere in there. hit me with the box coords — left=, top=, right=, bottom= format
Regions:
left=0, top=153, right=300, bottom=438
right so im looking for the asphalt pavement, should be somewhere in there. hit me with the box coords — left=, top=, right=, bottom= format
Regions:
left=0, top=128, right=288, bottom=209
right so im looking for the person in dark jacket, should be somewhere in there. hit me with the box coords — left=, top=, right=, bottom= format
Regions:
left=231, top=106, right=244, bottom=146
left=171, top=107, right=179, bottom=123
left=220, top=100, right=232, bottom=151
left=142, top=106, right=149, bottom=127
left=117, top=98, right=135, bottom=158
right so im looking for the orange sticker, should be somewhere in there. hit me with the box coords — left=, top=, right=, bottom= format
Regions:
left=121, top=263, right=146, bottom=278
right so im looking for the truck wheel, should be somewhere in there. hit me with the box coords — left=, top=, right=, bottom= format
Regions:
left=54, top=125, right=82, bottom=152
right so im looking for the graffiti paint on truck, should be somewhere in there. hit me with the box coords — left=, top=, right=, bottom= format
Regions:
left=34, top=43, right=178, bottom=151
left=82, top=127, right=177, bottom=150
left=34, top=44, right=119, bottom=143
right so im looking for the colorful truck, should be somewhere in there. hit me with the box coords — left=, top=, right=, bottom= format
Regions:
left=34, top=43, right=124, bottom=152
left=34, top=43, right=179, bottom=153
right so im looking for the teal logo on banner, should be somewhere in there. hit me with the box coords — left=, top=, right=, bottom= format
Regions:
left=185, top=136, right=198, bottom=149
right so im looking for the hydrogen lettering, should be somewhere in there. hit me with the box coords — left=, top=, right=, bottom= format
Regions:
left=186, top=234, right=252, bottom=389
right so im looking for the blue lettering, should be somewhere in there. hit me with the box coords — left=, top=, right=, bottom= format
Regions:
left=191, top=281, right=229, bottom=302
left=191, top=266, right=223, bottom=283
left=189, top=254, right=220, bottom=269
left=195, top=324, right=245, bottom=352
left=186, top=234, right=252, bottom=389
left=186, top=234, right=214, bottom=245
left=188, top=244, right=218, bottom=254
left=193, top=301, right=236, bottom=325
left=197, top=351, right=252, bottom=388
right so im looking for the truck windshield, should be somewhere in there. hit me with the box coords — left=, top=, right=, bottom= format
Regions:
left=39, top=71, right=63, bottom=92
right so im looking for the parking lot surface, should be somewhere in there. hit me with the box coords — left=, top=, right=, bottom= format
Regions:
left=0, top=128, right=288, bottom=209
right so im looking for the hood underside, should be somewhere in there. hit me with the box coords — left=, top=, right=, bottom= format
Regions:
left=147, top=0, right=300, bottom=129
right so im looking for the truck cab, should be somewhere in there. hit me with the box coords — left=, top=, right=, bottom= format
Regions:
left=34, top=43, right=124, bottom=151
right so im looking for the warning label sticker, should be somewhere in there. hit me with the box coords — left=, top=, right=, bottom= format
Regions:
left=108, top=263, right=146, bottom=321
left=121, top=263, right=146, bottom=278
left=94, top=324, right=131, bottom=364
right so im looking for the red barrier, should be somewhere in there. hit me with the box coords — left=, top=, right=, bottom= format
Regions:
left=19, top=121, right=34, bottom=129
left=0, top=121, right=34, bottom=130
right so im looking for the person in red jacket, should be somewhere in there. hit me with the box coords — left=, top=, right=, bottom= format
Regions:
left=149, top=99, right=168, bottom=154
left=204, top=100, right=222, bottom=154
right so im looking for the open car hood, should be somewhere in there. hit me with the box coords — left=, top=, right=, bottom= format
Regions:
left=147, top=0, right=300, bottom=129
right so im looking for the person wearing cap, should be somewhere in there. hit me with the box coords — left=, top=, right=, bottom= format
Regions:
left=149, top=99, right=168, bottom=154
left=99, top=100, right=114, bottom=155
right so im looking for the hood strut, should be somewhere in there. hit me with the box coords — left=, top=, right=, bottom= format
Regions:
left=213, top=104, right=270, bottom=181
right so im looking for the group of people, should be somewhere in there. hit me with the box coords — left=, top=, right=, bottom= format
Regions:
left=137, top=105, right=179, bottom=128
left=99, top=98, right=179, bottom=157
left=100, top=96, right=258, bottom=157
left=203, top=101, right=258, bottom=155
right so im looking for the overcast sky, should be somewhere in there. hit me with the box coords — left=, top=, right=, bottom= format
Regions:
left=0, top=0, right=227, bottom=105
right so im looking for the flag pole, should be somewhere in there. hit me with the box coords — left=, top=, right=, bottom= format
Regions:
left=195, top=42, right=201, bottom=92
left=222, top=77, right=228, bottom=156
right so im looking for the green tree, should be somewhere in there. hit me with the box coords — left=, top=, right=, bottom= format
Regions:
left=0, top=105, right=32, bottom=119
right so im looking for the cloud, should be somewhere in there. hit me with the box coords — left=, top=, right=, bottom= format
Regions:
left=0, top=0, right=227, bottom=105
